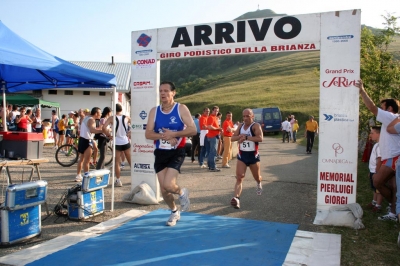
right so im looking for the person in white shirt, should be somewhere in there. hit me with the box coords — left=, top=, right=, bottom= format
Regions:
left=281, top=118, right=291, bottom=143
left=357, top=80, right=400, bottom=222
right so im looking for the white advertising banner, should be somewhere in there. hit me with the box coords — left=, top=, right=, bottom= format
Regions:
left=156, top=13, right=321, bottom=59
left=315, top=10, right=360, bottom=221
left=131, top=29, right=160, bottom=200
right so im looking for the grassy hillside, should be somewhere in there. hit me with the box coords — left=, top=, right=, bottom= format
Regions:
left=177, top=51, right=320, bottom=124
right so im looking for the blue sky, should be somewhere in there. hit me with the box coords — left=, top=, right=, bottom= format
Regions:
left=0, top=0, right=398, bottom=63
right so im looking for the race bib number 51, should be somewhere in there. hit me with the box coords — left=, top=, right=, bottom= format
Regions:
left=240, top=141, right=255, bottom=151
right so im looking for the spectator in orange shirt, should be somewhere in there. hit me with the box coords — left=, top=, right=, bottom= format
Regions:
left=199, top=107, right=210, bottom=168
left=206, top=106, right=223, bottom=171
left=222, top=111, right=234, bottom=168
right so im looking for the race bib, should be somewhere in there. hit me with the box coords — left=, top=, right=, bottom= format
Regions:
left=240, top=141, right=255, bottom=151
left=159, top=139, right=172, bottom=150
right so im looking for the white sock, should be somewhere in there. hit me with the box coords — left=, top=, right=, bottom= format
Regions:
left=389, top=212, right=396, bottom=217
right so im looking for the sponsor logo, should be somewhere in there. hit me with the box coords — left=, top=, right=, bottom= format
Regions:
left=327, top=35, right=354, bottom=43
left=323, top=114, right=333, bottom=121
left=321, top=143, right=354, bottom=164
left=139, top=111, right=147, bottom=120
left=135, top=49, right=153, bottom=56
left=133, top=163, right=154, bottom=174
left=323, top=113, right=355, bottom=122
left=132, top=81, right=154, bottom=90
left=137, top=33, right=152, bottom=47
left=133, top=81, right=151, bottom=86
left=322, top=77, right=357, bottom=88
left=132, top=59, right=156, bottom=68
left=171, top=16, right=302, bottom=48
left=134, top=163, right=151, bottom=169
left=131, top=124, right=146, bottom=130
left=132, top=143, right=154, bottom=154
left=332, top=143, right=344, bottom=157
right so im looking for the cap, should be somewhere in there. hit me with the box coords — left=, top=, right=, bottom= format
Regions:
left=68, top=111, right=75, bottom=115
left=84, top=108, right=90, bottom=113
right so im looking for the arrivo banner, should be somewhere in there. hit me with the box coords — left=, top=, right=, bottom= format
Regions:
left=155, top=13, right=321, bottom=58
left=130, top=10, right=362, bottom=208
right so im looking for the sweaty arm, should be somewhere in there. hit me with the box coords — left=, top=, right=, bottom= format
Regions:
left=356, top=80, right=378, bottom=116
left=387, top=117, right=400, bottom=134
left=248, top=123, right=263, bottom=143
left=87, top=118, right=103, bottom=134
left=145, top=107, right=162, bottom=141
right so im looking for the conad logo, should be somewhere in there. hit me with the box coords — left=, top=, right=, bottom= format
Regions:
left=132, top=59, right=156, bottom=65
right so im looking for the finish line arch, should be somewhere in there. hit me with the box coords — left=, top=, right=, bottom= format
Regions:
left=130, top=9, right=360, bottom=222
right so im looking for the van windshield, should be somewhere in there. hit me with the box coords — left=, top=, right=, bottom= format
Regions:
left=253, top=110, right=262, bottom=122
left=264, top=112, right=280, bottom=120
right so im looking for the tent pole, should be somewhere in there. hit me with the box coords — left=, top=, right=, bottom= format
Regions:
left=111, top=87, right=116, bottom=212
left=1, top=82, right=7, bottom=132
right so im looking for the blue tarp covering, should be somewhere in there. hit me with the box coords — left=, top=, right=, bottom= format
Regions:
left=0, top=20, right=116, bottom=92
left=28, top=209, right=299, bottom=266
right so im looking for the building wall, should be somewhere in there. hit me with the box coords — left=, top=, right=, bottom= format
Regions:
left=41, top=90, right=129, bottom=120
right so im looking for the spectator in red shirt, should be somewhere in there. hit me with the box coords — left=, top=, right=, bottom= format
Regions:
left=206, top=106, right=223, bottom=171
left=15, top=107, right=33, bottom=132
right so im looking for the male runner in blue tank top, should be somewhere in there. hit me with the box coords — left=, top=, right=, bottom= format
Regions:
left=230, top=108, right=263, bottom=209
left=145, top=81, right=197, bottom=226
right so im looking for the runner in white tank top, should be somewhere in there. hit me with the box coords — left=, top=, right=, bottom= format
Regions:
left=230, top=108, right=264, bottom=210
left=75, top=108, right=103, bottom=182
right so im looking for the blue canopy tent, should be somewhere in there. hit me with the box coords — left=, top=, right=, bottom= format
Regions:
left=0, top=21, right=119, bottom=210
left=0, top=20, right=117, bottom=129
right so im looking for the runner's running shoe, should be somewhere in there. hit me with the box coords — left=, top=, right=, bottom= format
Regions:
left=231, top=197, right=240, bottom=209
left=115, top=179, right=123, bottom=187
left=179, top=188, right=190, bottom=212
left=256, top=183, right=263, bottom=196
left=166, top=211, right=181, bottom=226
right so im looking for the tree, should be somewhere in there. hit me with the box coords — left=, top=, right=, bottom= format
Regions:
left=359, top=13, right=400, bottom=136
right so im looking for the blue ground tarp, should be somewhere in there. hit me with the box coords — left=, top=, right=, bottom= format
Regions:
left=28, top=209, right=299, bottom=266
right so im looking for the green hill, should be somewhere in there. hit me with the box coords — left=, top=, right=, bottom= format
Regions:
left=176, top=51, right=320, bottom=124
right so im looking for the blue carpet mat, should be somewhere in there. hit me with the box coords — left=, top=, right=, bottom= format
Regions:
left=28, top=209, right=298, bottom=266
